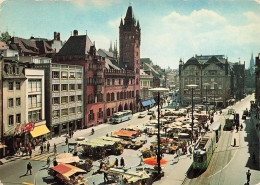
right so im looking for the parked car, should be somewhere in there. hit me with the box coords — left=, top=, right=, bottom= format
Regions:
left=148, top=110, right=154, bottom=115
left=138, top=113, right=146, bottom=118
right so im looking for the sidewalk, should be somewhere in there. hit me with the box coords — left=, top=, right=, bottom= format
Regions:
left=0, top=123, right=109, bottom=165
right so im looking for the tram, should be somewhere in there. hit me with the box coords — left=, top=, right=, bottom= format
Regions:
left=193, top=131, right=216, bottom=171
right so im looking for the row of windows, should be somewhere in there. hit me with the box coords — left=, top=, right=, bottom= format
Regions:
left=88, top=108, right=103, bottom=121
left=88, top=63, right=102, bottom=70
left=8, top=114, right=21, bottom=125
left=8, top=98, right=20, bottom=107
left=52, top=71, right=82, bottom=79
left=28, top=110, right=42, bottom=123
left=52, top=95, right=82, bottom=104
left=28, top=95, right=42, bottom=109
left=8, top=81, right=20, bottom=91
left=28, top=80, right=42, bottom=93
left=52, top=106, right=82, bottom=118
left=106, top=78, right=139, bottom=86
left=52, top=84, right=82, bottom=91
left=88, top=94, right=103, bottom=104
left=87, top=78, right=103, bottom=85
left=106, top=91, right=135, bottom=101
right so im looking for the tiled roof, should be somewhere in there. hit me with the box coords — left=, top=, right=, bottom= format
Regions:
left=56, top=35, right=93, bottom=56
left=98, top=49, right=114, bottom=58
left=0, top=41, right=9, bottom=50
left=105, top=58, right=121, bottom=70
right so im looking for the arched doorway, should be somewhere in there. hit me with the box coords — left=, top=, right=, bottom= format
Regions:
left=118, top=104, right=123, bottom=112
left=124, top=103, right=128, bottom=110
left=130, top=102, right=133, bottom=112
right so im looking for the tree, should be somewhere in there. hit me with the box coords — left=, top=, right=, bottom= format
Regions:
left=0, top=31, right=11, bottom=42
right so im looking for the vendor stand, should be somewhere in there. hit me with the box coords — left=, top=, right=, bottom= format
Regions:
left=49, top=163, right=87, bottom=185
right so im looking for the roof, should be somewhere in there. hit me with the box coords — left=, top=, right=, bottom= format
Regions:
left=52, top=164, right=71, bottom=174
left=0, top=41, right=9, bottom=50
left=185, top=57, right=200, bottom=66
left=98, top=48, right=114, bottom=58
left=140, top=58, right=152, bottom=65
left=105, top=58, right=121, bottom=70
left=56, top=35, right=93, bottom=56
left=205, top=56, right=222, bottom=64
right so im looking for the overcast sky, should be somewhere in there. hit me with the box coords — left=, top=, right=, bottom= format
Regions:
left=0, top=0, right=260, bottom=69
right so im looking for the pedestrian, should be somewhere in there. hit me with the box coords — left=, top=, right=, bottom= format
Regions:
left=104, top=170, right=109, bottom=183
left=107, top=157, right=110, bottom=165
left=46, top=156, right=51, bottom=168
left=120, top=157, right=125, bottom=168
left=53, top=157, right=58, bottom=167
left=26, top=162, right=32, bottom=175
left=114, top=158, right=118, bottom=167
left=29, top=148, right=32, bottom=158
left=46, top=142, right=50, bottom=152
left=189, top=147, right=192, bottom=155
left=40, top=144, right=43, bottom=154
left=65, top=137, right=68, bottom=145
left=234, top=138, right=236, bottom=147
left=54, top=143, right=57, bottom=155
left=246, top=170, right=251, bottom=183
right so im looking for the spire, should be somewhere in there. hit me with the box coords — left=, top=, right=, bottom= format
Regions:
left=120, top=18, right=123, bottom=27
left=250, top=52, right=254, bottom=69
left=109, top=41, right=113, bottom=52
left=124, top=6, right=134, bottom=27
left=137, top=20, right=140, bottom=28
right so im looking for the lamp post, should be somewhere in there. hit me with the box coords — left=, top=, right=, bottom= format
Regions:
left=203, top=83, right=209, bottom=114
left=187, top=84, right=198, bottom=143
left=212, top=82, right=217, bottom=111
left=149, top=88, right=169, bottom=178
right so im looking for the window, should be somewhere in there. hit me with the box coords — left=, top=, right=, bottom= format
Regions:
left=69, top=84, right=75, bottom=91
left=61, top=72, right=68, bottom=79
left=88, top=94, right=95, bottom=104
left=76, top=72, right=82, bottom=79
left=16, top=98, right=21, bottom=106
left=61, top=84, right=68, bottom=91
left=9, top=115, right=14, bottom=125
left=77, top=84, right=82, bottom=90
left=77, top=95, right=82, bottom=101
left=52, top=71, right=60, bottom=79
left=69, top=72, right=75, bottom=79
left=36, top=80, right=41, bottom=92
left=16, top=82, right=20, bottom=90
left=69, top=96, right=75, bottom=102
left=112, top=79, right=115, bottom=85
left=61, top=109, right=68, bottom=116
left=77, top=106, right=82, bottom=113
left=69, top=107, right=76, bottom=115
left=8, top=82, right=13, bottom=90
left=98, top=108, right=103, bottom=118
left=111, top=93, right=115, bottom=101
left=136, top=52, right=139, bottom=56
left=107, top=79, right=110, bottom=86
left=52, top=84, right=60, bottom=91
left=61, top=96, right=68, bottom=104
left=53, top=110, right=60, bottom=118
left=89, top=110, right=94, bottom=121
left=52, top=97, right=60, bottom=104
left=119, top=79, right=121, bottom=85
left=107, top=93, right=110, bottom=101
left=8, top=98, right=13, bottom=107
left=28, top=95, right=37, bottom=108
left=16, top=114, right=21, bottom=123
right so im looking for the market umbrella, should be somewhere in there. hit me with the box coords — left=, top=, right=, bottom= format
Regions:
left=143, top=157, right=167, bottom=166
left=175, top=121, right=183, bottom=126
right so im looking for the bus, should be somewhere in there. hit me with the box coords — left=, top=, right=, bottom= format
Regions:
left=112, top=110, right=133, bottom=124
left=209, top=122, right=221, bottom=142
left=193, top=131, right=216, bottom=171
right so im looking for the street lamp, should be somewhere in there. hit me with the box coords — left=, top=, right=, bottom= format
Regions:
left=187, top=84, right=198, bottom=143
left=203, top=83, right=209, bottom=114
left=212, top=82, right=218, bottom=111
left=149, top=87, right=169, bottom=178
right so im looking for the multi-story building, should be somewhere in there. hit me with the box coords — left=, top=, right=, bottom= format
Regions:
left=2, top=59, right=46, bottom=155
left=141, top=58, right=160, bottom=88
left=53, top=6, right=141, bottom=127
left=166, top=70, right=179, bottom=90
left=179, top=56, right=232, bottom=107
left=139, top=69, right=154, bottom=110
left=35, top=63, right=84, bottom=138
left=255, top=53, right=260, bottom=107
left=231, top=62, right=245, bottom=100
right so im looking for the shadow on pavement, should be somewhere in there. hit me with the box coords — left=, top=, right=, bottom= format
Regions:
left=243, top=118, right=259, bottom=170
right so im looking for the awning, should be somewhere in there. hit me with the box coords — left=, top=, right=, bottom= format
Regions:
left=151, top=99, right=156, bottom=104
left=30, top=125, right=50, bottom=138
left=141, top=100, right=150, bottom=107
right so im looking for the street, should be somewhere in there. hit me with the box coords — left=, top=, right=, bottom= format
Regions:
left=0, top=95, right=259, bottom=185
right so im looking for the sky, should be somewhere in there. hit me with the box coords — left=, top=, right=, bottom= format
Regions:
left=0, top=0, right=260, bottom=69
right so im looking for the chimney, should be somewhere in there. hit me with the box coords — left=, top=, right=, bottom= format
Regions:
left=54, top=32, right=57, bottom=40
left=73, top=30, right=78, bottom=36
left=57, top=32, right=60, bottom=41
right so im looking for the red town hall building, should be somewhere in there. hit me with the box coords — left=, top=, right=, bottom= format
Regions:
left=53, top=6, right=141, bottom=128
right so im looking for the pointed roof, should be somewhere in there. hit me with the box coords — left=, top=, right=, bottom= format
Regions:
left=249, top=53, right=254, bottom=69
left=120, top=18, right=123, bottom=27
left=205, top=56, right=222, bottom=64
left=185, top=57, right=200, bottom=65
left=56, top=35, right=93, bottom=56
left=125, top=6, right=134, bottom=21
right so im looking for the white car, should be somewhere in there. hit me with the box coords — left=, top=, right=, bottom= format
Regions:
left=138, top=113, right=146, bottom=118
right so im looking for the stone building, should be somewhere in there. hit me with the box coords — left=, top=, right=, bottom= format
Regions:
left=2, top=59, right=46, bottom=155
left=35, top=63, right=84, bottom=138
left=179, top=55, right=232, bottom=108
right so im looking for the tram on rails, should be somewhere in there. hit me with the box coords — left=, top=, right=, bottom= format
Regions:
left=193, top=131, right=216, bottom=171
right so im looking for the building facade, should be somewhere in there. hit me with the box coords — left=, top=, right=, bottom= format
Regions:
left=179, top=56, right=232, bottom=107
left=35, top=63, right=84, bottom=138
